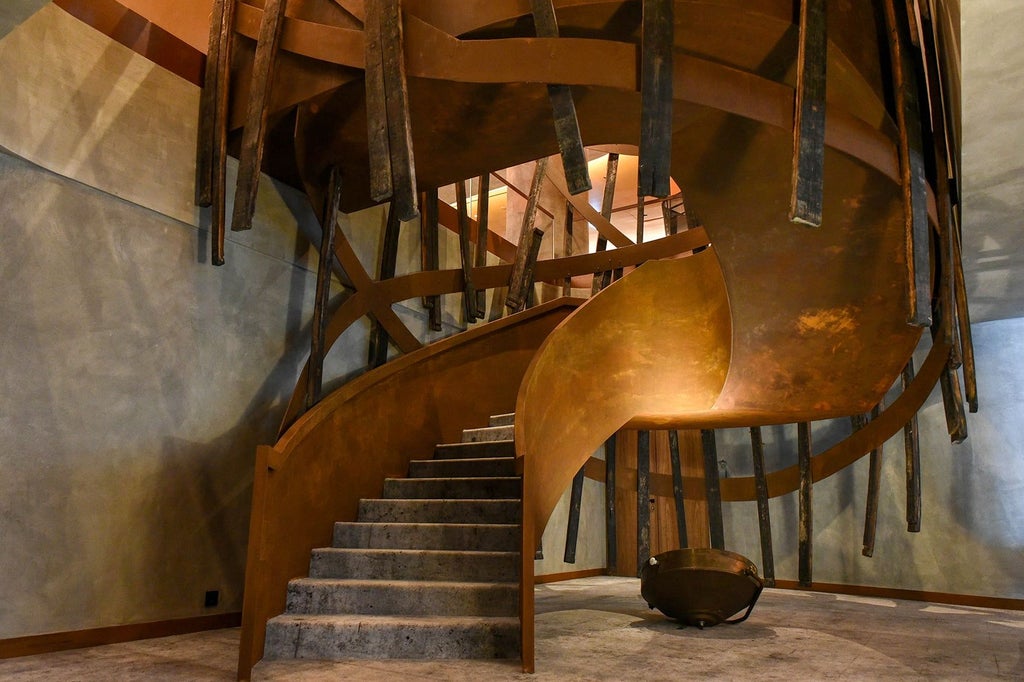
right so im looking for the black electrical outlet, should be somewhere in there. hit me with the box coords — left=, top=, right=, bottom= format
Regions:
left=204, top=590, right=219, bottom=608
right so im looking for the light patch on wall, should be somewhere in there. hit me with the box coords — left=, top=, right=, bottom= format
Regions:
left=796, top=306, right=858, bottom=335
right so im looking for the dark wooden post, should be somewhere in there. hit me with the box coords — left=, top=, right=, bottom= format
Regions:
left=194, top=0, right=230, bottom=208
left=701, top=429, right=725, bottom=550
left=562, top=202, right=574, bottom=296
left=368, top=204, right=401, bottom=368
left=902, top=358, right=922, bottom=532
left=420, top=189, right=442, bottom=331
left=209, top=0, right=237, bottom=265
left=638, top=0, right=674, bottom=198
left=860, top=405, right=883, bottom=557
left=749, top=426, right=775, bottom=586
left=637, top=430, right=651, bottom=574
left=563, top=468, right=585, bottom=564
left=305, top=167, right=341, bottom=410
left=456, top=179, right=478, bottom=323
left=474, top=174, right=491, bottom=317
left=789, top=0, right=827, bottom=226
left=798, top=422, right=813, bottom=587
left=668, top=430, right=688, bottom=549
left=605, top=433, right=618, bottom=574
left=592, top=153, right=619, bottom=295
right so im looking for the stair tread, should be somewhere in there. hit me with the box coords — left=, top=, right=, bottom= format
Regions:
left=314, top=548, right=517, bottom=557
left=335, top=522, right=518, bottom=528
left=290, top=577, right=518, bottom=589
left=411, top=456, right=515, bottom=464
left=270, top=613, right=519, bottom=625
left=361, top=498, right=520, bottom=503
left=385, top=476, right=520, bottom=482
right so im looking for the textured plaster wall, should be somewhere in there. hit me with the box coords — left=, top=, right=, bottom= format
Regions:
left=0, top=4, right=468, bottom=639
left=719, top=322, right=1024, bottom=599
left=535, top=450, right=608, bottom=578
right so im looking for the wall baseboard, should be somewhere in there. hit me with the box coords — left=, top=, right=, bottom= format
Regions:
left=772, top=580, right=1024, bottom=611
left=535, top=568, right=606, bottom=584
left=0, top=612, right=242, bottom=660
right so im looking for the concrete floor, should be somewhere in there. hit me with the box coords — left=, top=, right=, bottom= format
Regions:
left=1, top=577, right=1022, bottom=680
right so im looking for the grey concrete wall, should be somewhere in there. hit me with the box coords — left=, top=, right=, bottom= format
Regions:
left=718, top=321, right=1024, bottom=599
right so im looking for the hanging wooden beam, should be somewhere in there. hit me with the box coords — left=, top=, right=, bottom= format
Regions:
left=305, top=167, right=341, bottom=410
left=368, top=204, right=401, bottom=368
left=194, top=0, right=228, bottom=207
left=592, top=153, right=619, bottom=295
left=902, top=358, right=922, bottom=532
left=562, top=202, right=574, bottom=296
left=456, top=180, right=478, bottom=323
left=474, top=175, right=491, bottom=317
left=506, top=159, right=548, bottom=311
left=860, top=405, right=883, bottom=557
left=668, top=430, right=688, bottom=549
left=939, top=356, right=968, bottom=444
left=505, top=227, right=545, bottom=313
left=209, top=0, right=237, bottom=265
left=230, top=0, right=288, bottom=233
left=636, top=195, right=646, bottom=244
left=366, top=0, right=418, bottom=220
left=952, top=226, right=978, bottom=412
left=529, top=0, right=591, bottom=195
left=420, top=189, right=442, bottom=331
left=701, top=429, right=725, bottom=550
left=789, top=0, right=828, bottom=226
left=882, top=0, right=931, bottom=327
left=798, top=422, right=813, bottom=587
left=637, top=429, right=651, bottom=575
left=638, top=0, right=674, bottom=198
left=749, top=426, right=775, bottom=587
left=605, top=432, right=618, bottom=574
left=563, top=467, right=585, bottom=564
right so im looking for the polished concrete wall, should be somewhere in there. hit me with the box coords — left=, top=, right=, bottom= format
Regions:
left=718, top=321, right=1024, bottom=599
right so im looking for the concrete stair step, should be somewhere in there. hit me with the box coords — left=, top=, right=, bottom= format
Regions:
left=408, top=457, right=517, bottom=479
left=433, top=440, right=515, bottom=460
left=309, top=548, right=518, bottom=582
left=264, top=614, right=520, bottom=660
left=285, top=578, right=518, bottom=617
left=333, top=522, right=519, bottom=551
left=461, top=425, right=514, bottom=443
left=383, top=476, right=520, bottom=500
left=358, top=498, right=520, bottom=524
left=488, top=413, right=515, bottom=427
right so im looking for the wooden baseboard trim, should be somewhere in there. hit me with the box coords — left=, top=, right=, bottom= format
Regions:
left=535, top=568, right=606, bottom=584
left=772, top=580, right=1024, bottom=611
left=0, top=612, right=242, bottom=660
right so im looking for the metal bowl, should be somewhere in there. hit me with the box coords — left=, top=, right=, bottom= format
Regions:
left=640, top=548, right=764, bottom=628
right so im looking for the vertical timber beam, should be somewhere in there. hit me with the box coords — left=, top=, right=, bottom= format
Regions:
left=506, top=159, right=548, bottom=311
left=231, top=0, right=288, bottom=233
left=861, top=405, right=884, bottom=557
left=952, top=229, right=978, bottom=411
left=420, top=189, right=442, bottom=331
left=209, top=0, right=237, bottom=265
left=368, top=204, right=401, bottom=368
left=305, top=168, right=341, bottom=410
left=456, top=180, right=478, bottom=323
left=882, top=0, right=931, bottom=327
left=474, top=175, right=491, bottom=317
left=903, top=358, right=922, bottom=532
left=592, top=153, right=619, bottom=295
left=638, top=0, right=674, bottom=198
left=798, top=422, right=813, bottom=587
left=367, top=0, right=419, bottom=220
left=749, top=426, right=775, bottom=587
left=563, top=468, right=585, bottom=563
left=529, top=0, right=591, bottom=194
left=194, top=0, right=228, bottom=207
left=506, top=228, right=545, bottom=314
left=562, top=202, right=574, bottom=295
left=701, top=429, right=725, bottom=550
left=605, top=432, right=618, bottom=574
left=668, top=430, right=688, bottom=549
left=789, top=0, right=827, bottom=226
left=637, top=430, right=651, bottom=574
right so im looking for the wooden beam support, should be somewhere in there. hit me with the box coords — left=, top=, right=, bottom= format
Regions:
left=209, top=0, right=237, bottom=265
left=701, top=429, right=725, bottom=550
left=789, top=0, right=827, bottom=226
left=368, top=203, right=401, bottom=368
left=860, top=405, right=883, bottom=557
left=902, top=358, right=922, bottom=532
left=456, top=180, right=478, bottom=323
left=636, top=429, right=651, bottom=575
left=638, top=0, right=674, bottom=198
left=230, top=0, right=288, bottom=233
left=305, top=167, right=341, bottom=410
left=605, top=433, right=618, bottom=574
left=563, top=466, right=585, bottom=564
left=364, top=0, right=391, bottom=202
left=529, top=0, right=591, bottom=195
left=668, top=430, right=688, bottom=550
left=592, top=152, right=619, bottom=295
left=562, top=202, right=574, bottom=296
left=798, top=422, right=813, bottom=586
left=420, top=189, right=442, bottom=331
left=749, top=426, right=775, bottom=587
left=194, top=0, right=227, bottom=207
left=939, top=356, right=968, bottom=444
left=474, top=175, right=491, bottom=317
left=505, top=228, right=545, bottom=313
left=952, top=222, right=978, bottom=412
left=882, top=0, right=931, bottom=327
left=506, top=159, right=548, bottom=311
left=635, top=194, right=646, bottom=244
